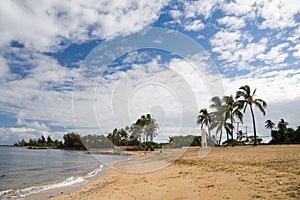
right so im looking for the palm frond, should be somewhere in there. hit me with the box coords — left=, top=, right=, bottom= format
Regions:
left=253, top=101, right=266, bottom=116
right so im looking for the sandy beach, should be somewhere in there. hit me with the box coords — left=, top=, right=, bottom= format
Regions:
left=49, top=145, right=300, bottom=200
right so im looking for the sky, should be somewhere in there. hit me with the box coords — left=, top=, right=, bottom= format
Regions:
left=0, top=0, right=299, bottom=144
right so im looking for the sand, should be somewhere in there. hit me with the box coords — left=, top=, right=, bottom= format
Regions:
left=50, top=145, right=300, bottom=200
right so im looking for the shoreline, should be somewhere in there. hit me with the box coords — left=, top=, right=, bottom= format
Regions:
left=13, top=165, right=109, bottom=200
left=4, top=165, right=108, bottom=200
left=50, top=145, right=300, bottom=200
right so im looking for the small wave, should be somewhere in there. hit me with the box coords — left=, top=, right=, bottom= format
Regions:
left=0, top=176, right=86, bottom=199
left=84, top=165, right=103, bottom=179
left=0, top=165, right=105, bottom=199
left=0, top=189, right=13, bottom=197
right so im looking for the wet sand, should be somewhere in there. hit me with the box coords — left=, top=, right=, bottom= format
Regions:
left=50, top=145, right=300, bottom=200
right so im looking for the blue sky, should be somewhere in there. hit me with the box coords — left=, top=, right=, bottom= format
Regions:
left=0, top=0, right=299, bottom=144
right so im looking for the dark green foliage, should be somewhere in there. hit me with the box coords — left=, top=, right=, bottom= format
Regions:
left=269, top=120, right=300, bottom=144
left=63, top=132, right=86, bottom=150
left=168, top=135, right=195, bottom=148
left=81, top=134, right=113, bottom=149
left=168, top=135, right=210, bottom=148
left=108, top=114, right=159, bottom=148
left=245, top=136, right=262, bottom=145
left=14, top=135, right=62, bottom=148
left=222, top=139, right=242, bottom=146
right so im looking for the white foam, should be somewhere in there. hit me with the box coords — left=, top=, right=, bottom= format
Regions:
left=0, top=189, right=13, bottom=196
left=1, top=176, right=86, bottom=199
left=1, top=166, right=105, bottom=199
left=84, top=165, right=103, bottom=179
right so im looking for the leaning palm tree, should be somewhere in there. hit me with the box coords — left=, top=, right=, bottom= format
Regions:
left=223, top=95, right=243, bottom=146
left=236, top=85, right=267, bottom=146
left=197, top=108, right=212, bottom=139
left=209, top=96, right=227, bottom=145
left=265, top=119, right=275, bottom=136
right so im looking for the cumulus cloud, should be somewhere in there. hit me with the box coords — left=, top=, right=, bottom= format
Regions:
left=220, top=0, right=300, bottom=30
left=0, top=0, right=168, bottom=52
left=217, top=16, right=246, bottom=30
left=257, top=0, right=300, bottom=30
left=221, top=0, right=255, bottom=17
left=183, top=0, right=224, bottom=19
left=257, top=42, right=289, bottom=65
left=0, top=50, right=78, bottom=127
left=184, top=20, right=205, bottom=31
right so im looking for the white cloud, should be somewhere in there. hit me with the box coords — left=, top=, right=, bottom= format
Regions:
left=287, top=27, right=300, bottom=43
left=217, top=16, right=246, bottom=30
left=0, top=0, right=168, bottom=52
left=184, top=20, right=205, bottom=31
left=220, top=0, right=300, bottom=30
left=72, top=51, right=221, bottom=140
left=0, top=126, right=67, bottom=145
left=221, top=1, right=256, bottom=17
left=169, top=9, right=182, bottom=20
left=210, top=30, right=242, bottom=55
left=257, top=0, right=300, bottom=30
left=0, top=55, right=9, bottom=80
left=257, top=42, right=289, bottom=65
left=0, top=50, right=78, bottom=128
left=291, top=44, right=300, bottom=58
left=183, top=0, right=224, bottom=19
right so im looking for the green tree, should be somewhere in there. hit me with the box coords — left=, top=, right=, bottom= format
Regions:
left=144, top=114, right=159, bottom=142
left=197, top=108, right=212, bottom=139
left=209, top=96, right=227, bottom=146
left=265, top=119, right=275, bottom=136
left=223, top=95, right=243, bottom=146
left=47, top=136, right=53, bottom=144
left=277, top=119, right=289, bottom=143
left=236, top=85, right=267, bottom=146
left=277, top=119, right=288, bottom=132
left=63, top=133, right=85, bottom=150
left=130, top=122, right=143, bottom=143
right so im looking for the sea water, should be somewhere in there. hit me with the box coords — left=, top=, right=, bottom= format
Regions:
left=0, top=146, right=130, bottom=199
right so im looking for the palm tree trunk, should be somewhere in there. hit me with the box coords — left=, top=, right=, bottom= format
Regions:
left=250, top=105, right=257, bottom=146
left=230, top=114, right=234, bottom=146
left=208, top=125, right=211, bottom=141
left=226, top=128, right=229, bottom=146
left=218, top=129, right=223, bottom=146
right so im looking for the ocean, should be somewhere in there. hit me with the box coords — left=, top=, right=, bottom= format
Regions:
left=0, top=146, right=130, bottom=199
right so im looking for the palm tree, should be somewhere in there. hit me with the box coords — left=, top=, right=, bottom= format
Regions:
left=236, top=85, right=267, bottom=146
left=277, top=119, right=288, bottom=133
left=209, top=96, right=227, bottom=145
left=144, top=114, right=159, bottom=142
left=197, top=108, right=212, bottom=139
left=223, top=95, right=243, bottom=145
left=265, top=119, right=275, bottom=136
left=130, top=122, right=143, bottom=143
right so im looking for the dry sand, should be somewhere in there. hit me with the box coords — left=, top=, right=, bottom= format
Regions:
left=50, top=145, right=300, bottom=200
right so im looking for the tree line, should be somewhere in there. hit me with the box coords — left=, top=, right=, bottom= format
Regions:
left=14, top=135, right=63, bottom=148
left=14, top=114, right=162, bottom=150
left=265, top=119, right=300, bottom=144
left=14, top=113, right=210, bottom=150
left=197, top=85, right=267, bottom=146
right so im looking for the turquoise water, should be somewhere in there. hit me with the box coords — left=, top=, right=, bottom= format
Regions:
left=0, top=146, right=129, bottom=199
